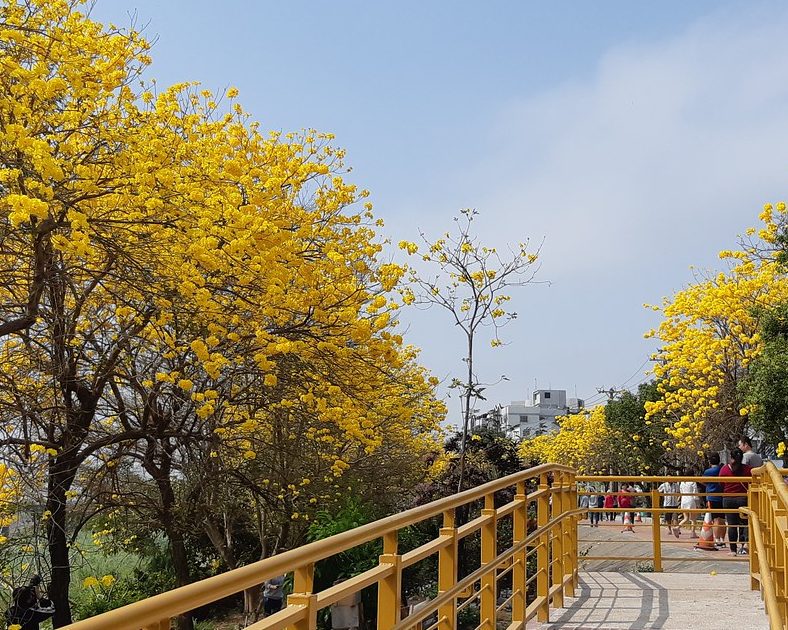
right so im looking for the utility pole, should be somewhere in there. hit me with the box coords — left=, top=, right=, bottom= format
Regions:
left=597, top=387, right=625, bottom=482
left=597, top=386, right=625, bottom=402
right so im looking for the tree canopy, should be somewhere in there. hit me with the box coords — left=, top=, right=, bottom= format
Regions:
left=0, top=1, right=445, bottom=625
left=645, top=202, right=788, bottom=453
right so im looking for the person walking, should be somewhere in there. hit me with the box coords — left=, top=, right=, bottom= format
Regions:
left=738, top=436, right=763, bottom=468
left=604, top=491, right=617, bottom=521
left=261, top=575, right=286, bottom=616
left=703, top=453, right=727, bottom=547
left=588, top=489, right=602, bottom=527
left=619, top=485, right=635, bottom=532
left=658, top=478, right=681, bottom=537
left=720, top=448, right=753, bottom=555
left=679, top=473, right=700, bottom=538
left=579, top=485, right=590, bottom=521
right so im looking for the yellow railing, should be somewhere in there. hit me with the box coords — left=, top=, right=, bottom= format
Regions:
left=62, top=464, right=579, bottom=630
left=747, top=461, right=788, bottom=630
left=58, top=463, right=788, bottom=630
left=577, top=467, right=787, bottom=630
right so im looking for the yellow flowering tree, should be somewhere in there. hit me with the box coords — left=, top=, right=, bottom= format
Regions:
left=0, top=1, right=445, bottom=625
left=0, top=463, right=17, bottom=536
left=519, top=406, right=618, bottom=474
left=740, top=202, right=788, bottom=444
left=644, top=202, right=788, bottom=452
left=399, top=209, right=539, bottom=491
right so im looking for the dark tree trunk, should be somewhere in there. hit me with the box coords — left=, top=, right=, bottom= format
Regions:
left=46, top=407, right=97, bottom=627
left=147, top=441, right=194, bottom=630
left=47, top=468, right=73, bottom=627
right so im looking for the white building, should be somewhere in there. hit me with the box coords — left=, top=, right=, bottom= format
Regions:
left=476, top=390, right=583, bottom=439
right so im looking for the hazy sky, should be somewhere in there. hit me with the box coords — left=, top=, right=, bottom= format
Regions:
left=91, top=1, right=788, bottom=416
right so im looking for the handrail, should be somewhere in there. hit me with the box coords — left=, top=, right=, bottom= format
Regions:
left=746, top=462, right=788, bottom=630
left=574, top=473, right=755, bottom=570
left=59, top=464, right=788, bottom=630
left=62, top=463, right=578, bottom=630
left=739, top=507, right=783, bottom=630
left=577, top=474, right=753, bottom=483
left=576, top=465, right=787, bottom=629
left=386, top=508, right=584, bottom=630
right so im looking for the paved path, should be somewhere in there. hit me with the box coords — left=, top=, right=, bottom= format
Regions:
left=525, top=518, right=770, bottom=629
left=527, top=571, right=769, bottom=630
left=577, top=517, right=749, bottom=573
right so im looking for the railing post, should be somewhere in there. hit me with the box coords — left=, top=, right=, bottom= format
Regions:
left=512, top=481, right=527, bottom=630
left=749, top=478, right=759, bottom=590
left=480, top=494, right=497, bottom=630
left=537, top=472, right=550, bottom=622
left=774, top=490, right=788, bottom=624
left=565, top=472, right=577, bottom=596
left=651, top=487, right=663, bottom=572
left=551, top=473, right=564, bottom=609
left=438, top=509, right=458, bottom=630
left=378, top=531, right=402, bottom=630
left=288, top=563, right=317, bottom=630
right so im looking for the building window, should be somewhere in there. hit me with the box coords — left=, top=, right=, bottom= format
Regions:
left=544, top=392, right=551, bottom=399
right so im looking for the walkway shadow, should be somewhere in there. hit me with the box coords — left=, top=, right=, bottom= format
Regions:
left=537, top=572, right=669, bottom=630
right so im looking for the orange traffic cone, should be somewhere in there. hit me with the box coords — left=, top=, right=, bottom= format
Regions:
left=621, top=512, right=634, bottom=532
left=694, top=511, right=718, bottom=551
left=635, top=513, right=642, bottom=522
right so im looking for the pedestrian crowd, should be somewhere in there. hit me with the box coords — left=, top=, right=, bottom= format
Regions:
left=577, top=436, right=765, bottom=556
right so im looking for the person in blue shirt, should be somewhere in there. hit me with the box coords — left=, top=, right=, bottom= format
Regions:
left=703, top=452, right=727, bottom=547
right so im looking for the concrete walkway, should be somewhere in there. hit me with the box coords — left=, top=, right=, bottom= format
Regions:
left=529, top=571, right=769, bottom=630
left=578, top=517, right=750, bottom=573
left=526, top=518, right=771, bottom=629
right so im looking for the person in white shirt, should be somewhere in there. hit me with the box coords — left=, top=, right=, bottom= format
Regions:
left=679, top=475, right=699, bottom=538
left=658, top=479, right=680, bottom=538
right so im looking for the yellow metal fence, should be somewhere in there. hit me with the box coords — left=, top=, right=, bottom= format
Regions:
left=578, top=465, right=787, bottom=630
left=60, top=462, right=788, bottom=630
left=747, top=462, right=788, bottom=630
left=62, top=464, right=579, bottom=630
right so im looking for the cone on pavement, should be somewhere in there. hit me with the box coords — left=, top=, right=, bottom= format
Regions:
left=694, top=511, right=718, bottom=551
left=621, top=511, right=634, bottom=532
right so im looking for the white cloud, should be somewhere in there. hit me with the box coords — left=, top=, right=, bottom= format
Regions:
left=397, top=5, right=788, bottom=408
left=479, top=10, right=788, bottom=279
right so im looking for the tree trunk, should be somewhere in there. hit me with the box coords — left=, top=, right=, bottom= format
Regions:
left=150, top=450, right=194, bottom=630
left=47, top=471, right=72, bottom=627
left=204, top=516, right=264, bottom=615
left=456, top=333, right=475, bottom=494
left=169, top=533, right=194, bottom=630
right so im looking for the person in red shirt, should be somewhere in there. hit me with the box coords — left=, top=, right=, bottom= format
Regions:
left=603, top=492, right=617, bottom=521
left=719, top=448, right=752, bottom=555
left=619, top=485, right=635, bottom=533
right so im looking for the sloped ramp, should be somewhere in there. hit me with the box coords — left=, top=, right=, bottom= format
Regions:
left=527, top=571, right=770, bottom=630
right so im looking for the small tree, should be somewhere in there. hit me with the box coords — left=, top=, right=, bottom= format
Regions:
left=399, top=209, right=540, bottom=491
left=740, top=302, right=788, bottom=444
left=604, top=382, right=670, bottom=475
left=519, top=407, right=616, bottom=474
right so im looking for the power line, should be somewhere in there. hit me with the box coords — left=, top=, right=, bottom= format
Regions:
left=618, top=357, right=652, bottom=389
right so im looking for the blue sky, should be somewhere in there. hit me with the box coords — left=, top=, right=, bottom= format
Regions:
left=92, top=1, right=788, bottom=417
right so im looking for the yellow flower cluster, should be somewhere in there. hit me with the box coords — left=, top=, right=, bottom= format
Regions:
left=519, top=406, right=612, bottom=474
left=0, top=0, right=449, bottom=565
left=645, top=202, right=788, bottom=448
